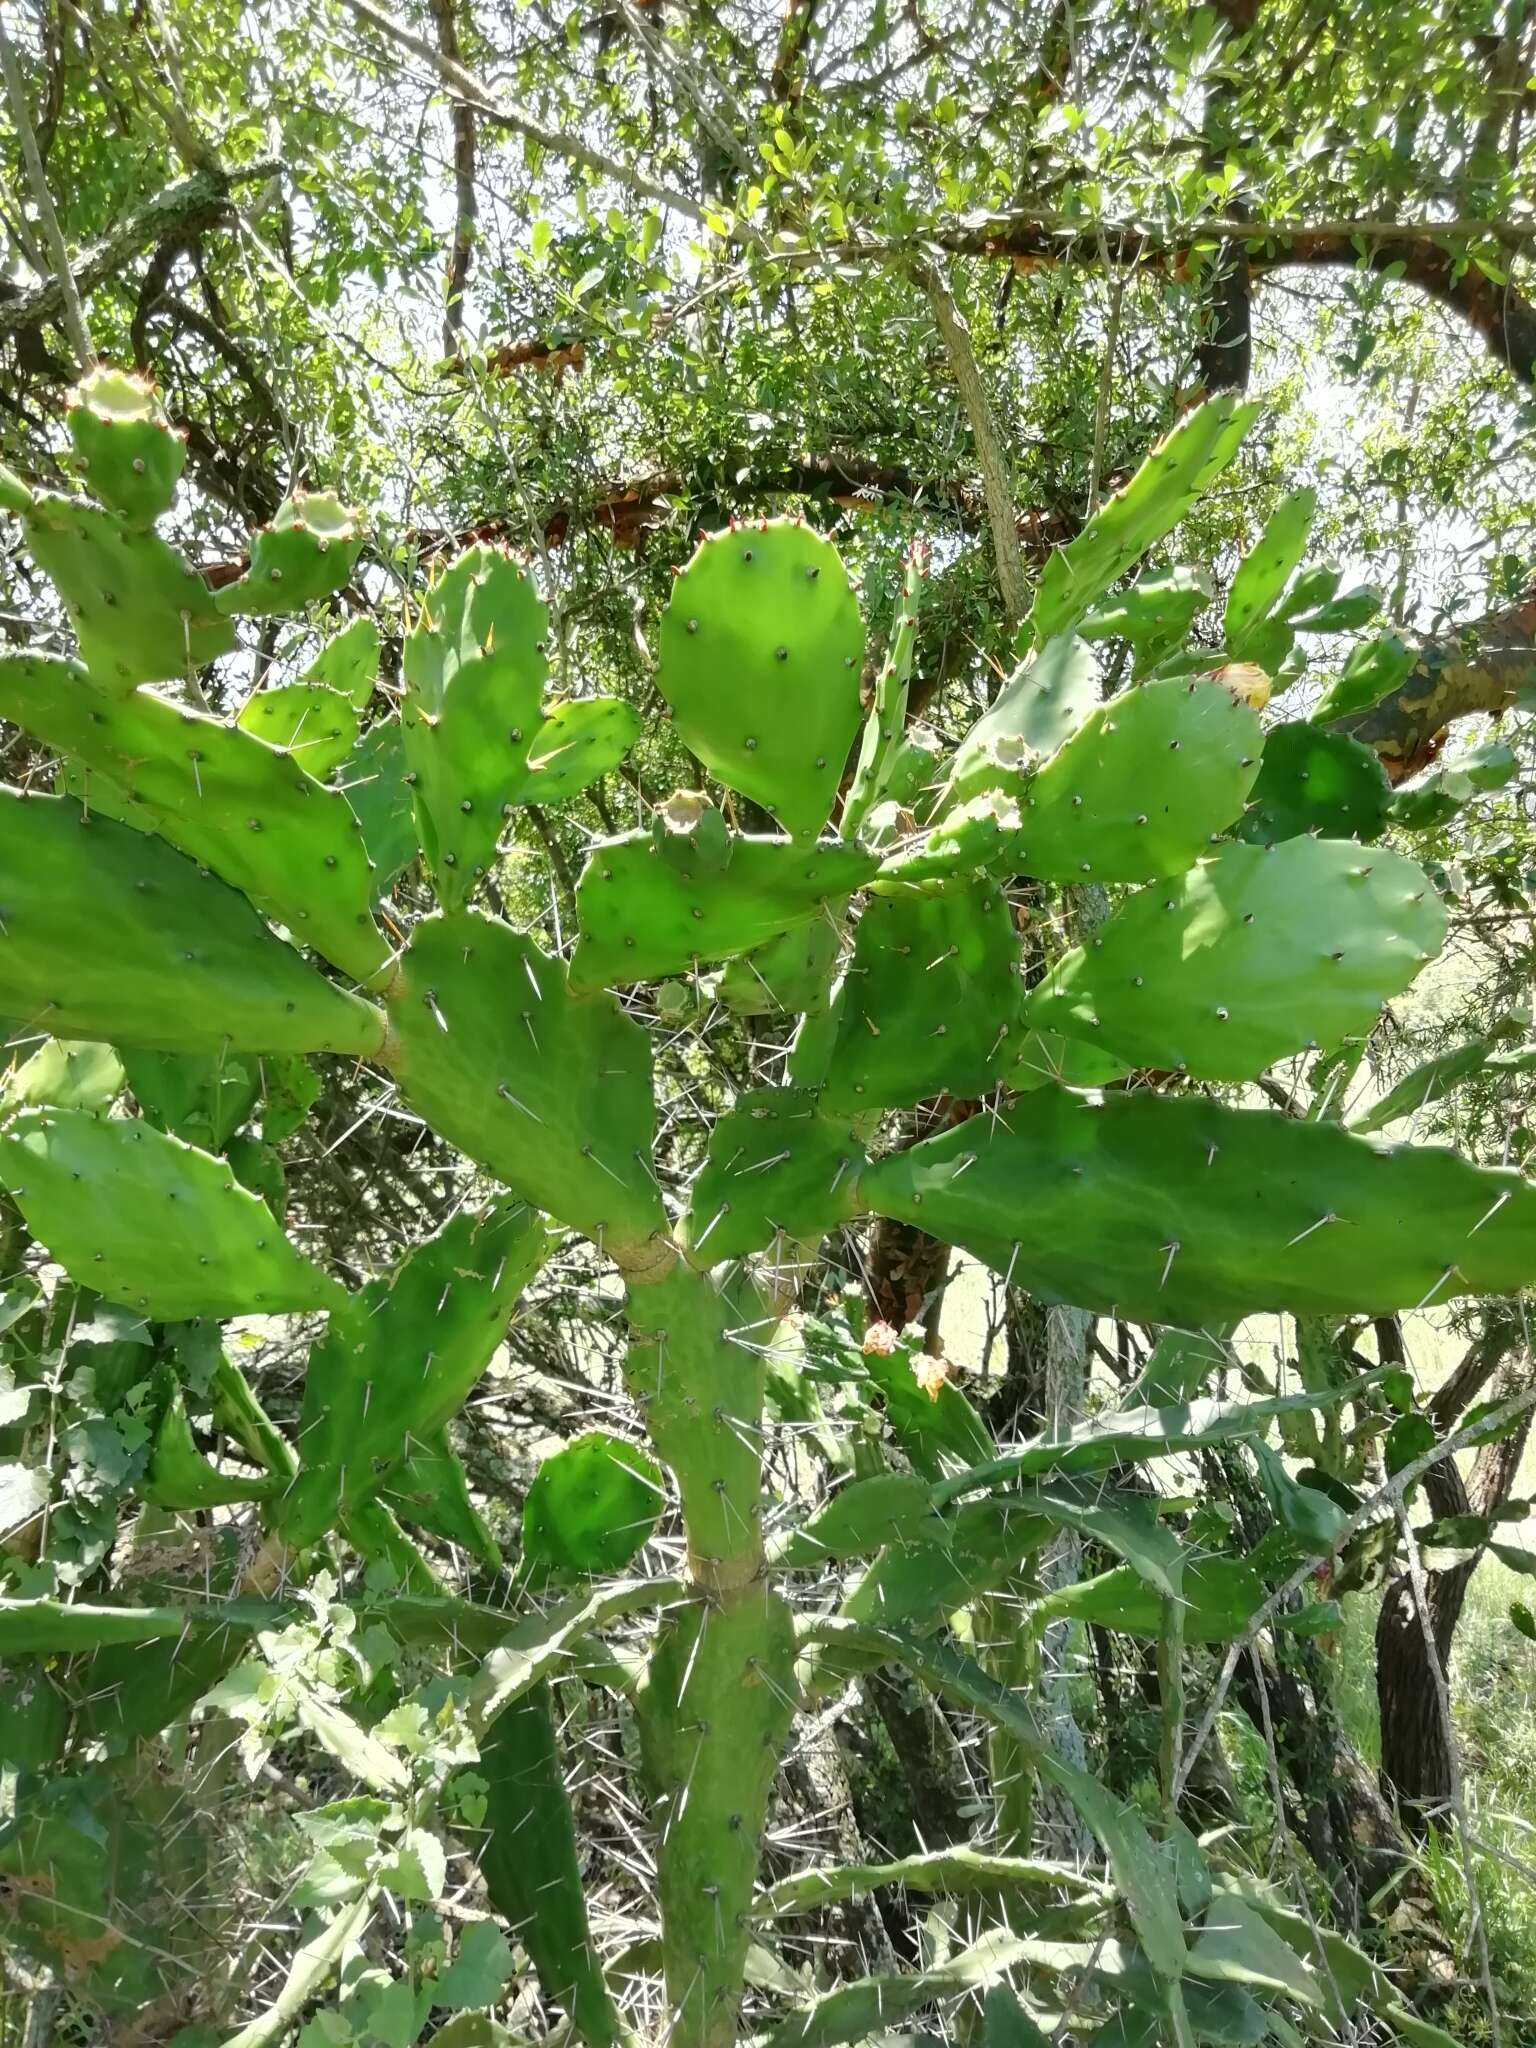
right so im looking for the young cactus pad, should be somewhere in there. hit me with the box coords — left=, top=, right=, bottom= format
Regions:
left=522, top=1430, right=665, bottom=1574
left=65, top=367, right=186, bottom=528
left=278, top=1198, right=551, bottom=1548
left=0, top=787, right=385, bottom=1056
left=656, top=519, right=866, bottom=838
left=569, top=806, right=875, bottom=991
left=214, top=491, right=364, bottom=616
left=1024, top=838, right=1446, bottom=1081
left=0, top=1109, right=343, bottom=1319
left=1236, top=721, right=1392, bottom=845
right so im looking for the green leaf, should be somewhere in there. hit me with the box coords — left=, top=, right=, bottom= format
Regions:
left=377, top=1827, right=447, bottom=1903
left=436, top=1919, right=517, bottom=2010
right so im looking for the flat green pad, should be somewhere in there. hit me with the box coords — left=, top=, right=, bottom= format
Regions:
left=307, top=615, right=381, bottom=704
left=214, top=491, right=363, bottom=616
left=522, top=1430, right=664, bottom=1574
left=1, top=1038, right=124, bottom=1113
left=1017, top=677, right=1263, bottom=883
left=66, top=367, right=185, bottom=527
left=17, top=494, right=235, bottom=687
left=1237, top=722, right=1392, bottom=845
left=503, top=695, right=641, bottom=805
left=0, top=788, right=384, bottom=1056
left=657, top=519, right=865, bottom=838
left=944, top=635, right=1096, bottom=807
left=1081, top=565, right=1211, bottom=675
left=719, top=917, right=843, bottom=1017
left=381, top=1426, right=501, bottom=1568
left=823, top=878, right=1021, bottom=1110
left=858, top=1087, right=1536, bottom=1322
left=236, top=681, right=359, bottom=777
left=0, top=1109, right=342, bottom=1319
left=480, top=1684, right=623, bottom=2047
left=681, top=1086, right=865, bottom=1262
left=1026, top=394, right=1260, bottom=645
left=0, top=652, right=386, bottom=981
left=1026, top=839, right=1444, bottom=1082
left=1005, top=1028, right=1128, bottom=1093
left=570, top=816, right=874, bottom=991
left=341, top=715, right=419, bottom=891
left=279, top=1198, right=548, bottom=1548
left=1311, top=632, right=1417, bottom=724
left=144, top=1385, right=274, bottom=1510
left=878, top=791, right=1022, bottom=884
left=385, top=909, right=664, bottom=1253
left=403, top=546, right=549, bottom=906
left=1224, top=487, right=1316, bottom=658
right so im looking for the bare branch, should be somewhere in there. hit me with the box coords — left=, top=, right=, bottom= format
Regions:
left=338, top=0, right=708, bottom=224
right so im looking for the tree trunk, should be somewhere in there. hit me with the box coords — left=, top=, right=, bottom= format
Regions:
left=1376, top=1347, right=1534, bottom=1829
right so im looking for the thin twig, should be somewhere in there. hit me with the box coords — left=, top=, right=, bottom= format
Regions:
left=0, top=11, right=94, bottom=365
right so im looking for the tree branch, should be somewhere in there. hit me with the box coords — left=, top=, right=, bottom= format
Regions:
left=1337, top=594, right=1536, bottom=775
left=915, top=259, right=1028, bottom=623
left=338, top=0, right=707, bottom=223
left=0, top=11, right=94, bottom=365
left=0, top=160, right=278, bottom=338
left=427, top=0, right=477, bottom=357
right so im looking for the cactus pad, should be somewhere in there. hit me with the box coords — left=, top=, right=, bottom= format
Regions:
left=843, top=548, right=924, bottom=837
left=640, top=1586, right=798, bottom=2047
left=279, top=1197, right=548, bottom=1548
left=1016, top=677, right=1264, bottom=883
left=1, top=1038, right=124, bottom=1114
left=656, top=519, right=865, bottom=837
left=823, top=878, right=1021, bottom=1110
left=0, top=653, right=387, bottom=981
left=1006, top=1028, right=1129, bottom=1093
left=215, top=492, right=363, bottom=616
left=945, top=635, right=1095, bottom=807
left=236, top=681, right=359, bottom=777
left=306, top=614, right=381, bottom=703
left=1081, top=565, right=1212, bottom=675
left=503, top=694, right=641, bottom=806
left=341, top=715, right=419, bottom=891
left=719, top=917, right=843, bottom=1016
left=479, top=1686, right=624, bottom=2046
left=0, top=788, right=385, bottom=1056
left=1224, top=488, right=1316, bottom=658
left=681, top=1087, right=865, bottom=1262
left=877, top=792, right=1022, bottom=885
left=570, top=807, right=875, bottom=990
left=522, top=1430, right=665, bottom=1573
left=380, top=1426, right=501, bottom=1568
left=402, top=546, right=549, bottom=906
left=1027, top=395, right=1260, bottom=645
left=1027, top=839, right=1444, bottom=1082
left=1237, top=722, right=1391, bottom=845
left=16, top=494, right=235, bottom=688
left=0, top=1109, right=343, bottom=1318
left=858, top=1087, right=1536, bottom=1321
left=65, top=367, right=185, bottom=527
left=385, top=910, right=665, bottom=1254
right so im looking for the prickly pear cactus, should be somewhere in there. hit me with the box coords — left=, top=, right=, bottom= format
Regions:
left=0, top=375, right=1528, bottom=2048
